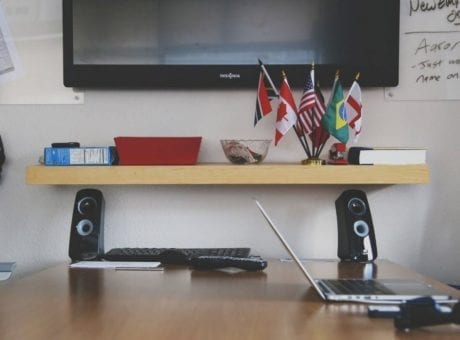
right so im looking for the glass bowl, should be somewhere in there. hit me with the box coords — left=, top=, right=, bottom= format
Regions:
left=220, top=139, right=271, bottom=164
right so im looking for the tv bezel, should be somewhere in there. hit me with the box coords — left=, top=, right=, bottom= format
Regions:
left=63, top=0, right=400, bottom=88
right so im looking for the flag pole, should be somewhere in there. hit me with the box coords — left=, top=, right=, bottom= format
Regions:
left=309, top=63, right=318, bottom=157
left=311, top=61, right=315, bottom=87
left=280, top=70, right=312, bottom=158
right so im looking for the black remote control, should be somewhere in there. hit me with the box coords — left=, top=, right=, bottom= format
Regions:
left=51, top=142, right=80, bottom=148
left=190, top=256, right=268, bottom=271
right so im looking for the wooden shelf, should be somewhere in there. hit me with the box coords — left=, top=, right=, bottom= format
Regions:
left=26, top=163, right=429, bottom=185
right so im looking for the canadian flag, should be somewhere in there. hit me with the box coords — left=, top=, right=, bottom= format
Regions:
left=275, top=77, right=298, bottom=145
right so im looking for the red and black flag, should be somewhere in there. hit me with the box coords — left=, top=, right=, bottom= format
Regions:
left=254, top=60, right=277, bottom=126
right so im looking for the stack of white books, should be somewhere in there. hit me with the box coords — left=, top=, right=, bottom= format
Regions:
left=347, top=147, right=426, bottom=165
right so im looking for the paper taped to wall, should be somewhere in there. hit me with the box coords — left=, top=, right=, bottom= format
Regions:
left=386, top=0, right=460, bottom=100
left=0, top=2, right=23, bottom=85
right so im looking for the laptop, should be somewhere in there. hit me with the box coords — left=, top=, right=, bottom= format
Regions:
left=254, top=199, right=453, bottom=304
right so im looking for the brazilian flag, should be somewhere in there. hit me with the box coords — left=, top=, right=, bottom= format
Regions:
left=321, top=79, right=349, bottom=144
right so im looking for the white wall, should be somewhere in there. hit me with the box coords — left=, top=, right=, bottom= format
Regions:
left=0, top=1, right=459, bottom=285
left=1, top=88, right=459, bottom=284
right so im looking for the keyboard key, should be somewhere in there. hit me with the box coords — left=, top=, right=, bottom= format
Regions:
left=323, top=279, right=392, bottom=295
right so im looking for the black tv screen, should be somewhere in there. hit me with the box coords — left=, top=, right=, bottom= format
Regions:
left=63, top=0, right=400, bottom=88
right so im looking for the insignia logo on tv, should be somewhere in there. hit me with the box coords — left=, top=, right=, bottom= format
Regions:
left=219, top=73, right=241, bottom=80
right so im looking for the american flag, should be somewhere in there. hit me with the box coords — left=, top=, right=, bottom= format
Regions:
left=297, top=69, right=325, bottom=134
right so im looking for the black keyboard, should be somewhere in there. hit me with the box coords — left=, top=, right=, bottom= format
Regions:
left=322, top=279, right=393, bottom=295
left=104, top=247, right=251, bottom=262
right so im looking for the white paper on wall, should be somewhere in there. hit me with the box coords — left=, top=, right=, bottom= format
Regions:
left=385, top=0, right=460, bottom=101
left=0, top=0, right=83, bottom=104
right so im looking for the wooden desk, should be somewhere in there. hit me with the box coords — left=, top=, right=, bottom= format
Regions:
left=1, top=260, right=458, bottom=339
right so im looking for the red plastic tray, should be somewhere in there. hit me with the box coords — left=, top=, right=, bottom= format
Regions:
left=114, top=137, right=202, bottom=165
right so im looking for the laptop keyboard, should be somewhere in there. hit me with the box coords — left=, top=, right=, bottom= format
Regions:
left=322, top=279, right=393, bottom=295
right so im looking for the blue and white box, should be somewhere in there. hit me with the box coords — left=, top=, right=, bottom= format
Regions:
left=44, top=147, right=115, bottom=166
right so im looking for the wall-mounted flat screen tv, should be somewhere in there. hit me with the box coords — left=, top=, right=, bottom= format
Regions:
left=63, top=0, right=400, bottom=88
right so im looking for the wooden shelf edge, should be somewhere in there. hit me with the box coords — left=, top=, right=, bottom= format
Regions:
left=25, top=164, right=430, bottom=185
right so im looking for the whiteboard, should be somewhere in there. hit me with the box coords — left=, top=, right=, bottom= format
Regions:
left=385, top=0, right=460, bottom=101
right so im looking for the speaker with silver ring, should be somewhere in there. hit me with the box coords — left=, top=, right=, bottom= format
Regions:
left=335, top=189, right=377, bottom=262
left=69, top=188, right=105, bottom=261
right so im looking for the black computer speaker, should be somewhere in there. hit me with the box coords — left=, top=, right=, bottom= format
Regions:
left=69, top=188, right=104, bottom=261
left=335, top=189, right=377, bottom=262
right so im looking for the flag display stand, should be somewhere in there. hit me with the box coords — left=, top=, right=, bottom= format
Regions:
left=255, top=61, right=362, bottom=164
left=301, top=158, right=326, bottom=166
